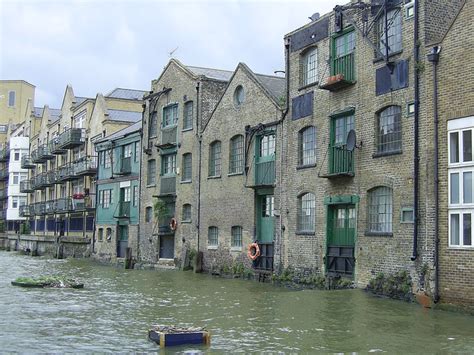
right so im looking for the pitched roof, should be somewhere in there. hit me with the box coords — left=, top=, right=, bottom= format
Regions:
left=106, top=88, right=147, bottom=100
left=107, top=109, right=142, bottom=123
left=254, top=73, right=286, bottom=102
left=96, top=121, right=141, bottom=143
left=186, top=65, right=234, bottom=81
left=50, top=108, right=61, bottom=119
left=73, top=96, right=89, bottom=107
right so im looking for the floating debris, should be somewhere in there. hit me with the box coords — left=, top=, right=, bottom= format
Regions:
left=11, top=276, right=84, bottom=289
left=148, top=325, right=210, bottom=348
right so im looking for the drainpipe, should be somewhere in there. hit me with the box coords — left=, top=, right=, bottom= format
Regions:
left=196, top=82, right=202, bottom=253
left=411, top=0, right=420, bottom=261
left=276, top=37, right=291, bottom=269
left=427, top=45, right=441, bottom=302
left=136, top=102, right=146, bottom=262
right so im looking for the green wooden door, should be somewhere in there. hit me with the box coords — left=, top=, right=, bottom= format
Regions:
left=257, top=194, right=274, bottom=243
left=255, top=133, right=276, bottom=186
left=117, top=225, right=128, bottom=257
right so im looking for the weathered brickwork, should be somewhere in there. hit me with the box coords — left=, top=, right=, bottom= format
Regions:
left=199, top=63, right=284, bottom=270
left=138, top=59, right=231, bottom=265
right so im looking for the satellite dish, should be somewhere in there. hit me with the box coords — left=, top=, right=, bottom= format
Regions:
left=346, top=129, right=357, bottom=151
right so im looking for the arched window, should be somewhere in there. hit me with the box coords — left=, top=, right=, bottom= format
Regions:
left=368, top=186, right=393, bottom=233
left=145, top=206, right=153, bottom=223
left=377, top=106, right=402, bottom=153
left=298, top=126, right=316, bottom=166
left=147, top=159, right=156, bottom=185
left=209, top=141, right=221, bottom=177
left=208, top=226, right=218, bottom=246
left=377, top=9, right=402, bottom=56
left=301, top=47, right=318, bottom=86
left=297, top=192, right=316, bottom=232
left=182, top=204, right=191, bottom=222
left=229, top=135, right=244, bottom=174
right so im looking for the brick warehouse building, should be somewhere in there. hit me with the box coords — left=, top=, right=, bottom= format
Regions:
left=277, top=0, right=473, bottom=305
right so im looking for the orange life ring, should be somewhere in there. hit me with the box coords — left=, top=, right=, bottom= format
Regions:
left=247, top=242, right=260, bottom=261
left=169, top=218, right=177, bottom=231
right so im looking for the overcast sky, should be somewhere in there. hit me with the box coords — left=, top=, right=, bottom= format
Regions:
left=1, top=0, right=340, bottom=108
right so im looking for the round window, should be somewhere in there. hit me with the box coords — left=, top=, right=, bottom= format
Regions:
left=233, top=85, right=245, bottom=107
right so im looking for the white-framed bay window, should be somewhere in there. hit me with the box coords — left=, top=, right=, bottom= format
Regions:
left=448, top=117, right=474, bottom=248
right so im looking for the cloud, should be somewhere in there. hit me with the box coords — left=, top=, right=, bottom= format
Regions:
left=0, top=0, right=341, bottom=108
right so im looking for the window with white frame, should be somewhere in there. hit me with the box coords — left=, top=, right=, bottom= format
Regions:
left=298, top=126, right=316, bottom=166
left=231, top=226, right=243, bottom=248
left=297, top=192, right=316, bottom=233
left=104, top=150, right=111, bottom=168
left=163, top=104, right=178, bottom=128
left=74, top=112, right=86, bottom=128
left=162, top=154, right=176, bottom=176
left=448, top=118, right=474, bottom=247
left=123, top=144, right=132, bottom=158
left=301, top=47, right=318, bottom=86
left=100, top=189, right=112, bottom=208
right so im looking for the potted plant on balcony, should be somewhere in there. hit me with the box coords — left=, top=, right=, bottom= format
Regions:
left=73, top=193, right=84, bottom=200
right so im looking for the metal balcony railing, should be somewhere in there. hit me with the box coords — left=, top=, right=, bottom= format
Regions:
left=117, top=201, right=131, bottom=218
left=0, top=187, right=8, bottom=200
left=0, top=168, right=8, bottom=180
left=32, top=173, right=48, bottom=190
left=49, top=137, right=67, bottom=154
left=58, top=164, right=76, bottom=181
left=320, top=52, right=356, bottom=91
left=47, top=170, right=59, bottom=185
left=37, top=144, right=54, bottom=161
left=57, top=128, right=85, bottom=150
left=71, top=195, right=95, bottom=211
left=20, top=179, right=34, bottom=193
left=326, top=145, right=354, bottom=177
left=45, top=200, right=57, bottom=214
left=19, top=205, right=30, bottom=217
left=21, top=155, right=35, bottom=169
left=160, top=176, right=176, bottom=195
left=73, top=156, right=98, bottom=176
left=159, top=126, right=178, bottom=148
left=0, top=143, right=10, bottom=162
left=56, top=198, right=73, bottom=213
left=34, top=202, right=46, bottom=215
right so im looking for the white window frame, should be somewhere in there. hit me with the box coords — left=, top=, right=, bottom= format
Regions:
left=301, top=47, right=318, bottom=86
left=448, top=117, right=474, bottom=248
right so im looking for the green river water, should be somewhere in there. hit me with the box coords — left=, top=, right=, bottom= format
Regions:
left=1, top=251, right=474, bottom=353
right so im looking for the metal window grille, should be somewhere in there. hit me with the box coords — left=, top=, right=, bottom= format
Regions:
left=231, top=226, right=242, bottom=247
left=182, top=153, right=192, bottom=181
left=302, top=48, right=318, bottom=86
left=147, top=159, right=156, bottom=184
left=297, top=193, right=315, bottom=232
left=378, top=9, right=402, bottom=55
left=229, top=135, right=244, bottom=173
left=209, top=141, right=221, bottom=176
left=368, top=186, right=393, bottom=233
left=378, top=106, right=402, bottom=153
left=183, top=101, right=193, bottom=130
left=182, top=204, right=191, bottom=221
left=299, top=126, right=316, bottom=166
left=208, top=226, right=218, bottom=246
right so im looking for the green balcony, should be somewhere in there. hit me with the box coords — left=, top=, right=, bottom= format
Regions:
left=56, top=198, right=73, bottom=213
left=322, top=145, right=354, bottom=178
left=0, top=168, right=8, bottom=181
left=73, top=156, right=98, bottom=176
left=57, top=128, right=85, bottom=150
left=117, top=157, right=131, bottom=175
left=21, top=155, right=35, bottom=169
left=20, top=179, right=34, bottom=193
left=160, top=176, right=176, bottom=195
left=115, top=201, right=131, bottom=218
left=320, top=52, right=356, bottom=91
left=157, top=126, right=178, bottom=149
left=31, top=148, right=42, bottom=163
left=0, top=143, right=10, bottom=162
left=58, top=164, right=76, bottom=182
left=255, top=160, right=275, bottom=187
